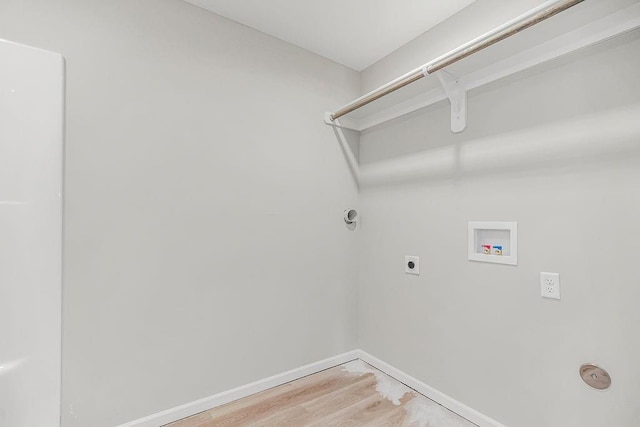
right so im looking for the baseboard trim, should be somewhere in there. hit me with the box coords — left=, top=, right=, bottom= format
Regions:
left=117, top=350, right=360, bottom=427
left=119, top=349, right=505, bottom=427
left=355, top=350, right=506, bottom=427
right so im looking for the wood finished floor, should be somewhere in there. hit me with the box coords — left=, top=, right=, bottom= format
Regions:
left=166, top=360, right=476, bottom=427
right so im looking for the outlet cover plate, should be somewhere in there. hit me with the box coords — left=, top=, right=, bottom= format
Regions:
left=540, top=272, right=560, bottom=300
left=405, top=256, right=419, bottom=275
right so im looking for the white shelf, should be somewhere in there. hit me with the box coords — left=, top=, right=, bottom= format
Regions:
left=325, top=1, right=640, bottom=133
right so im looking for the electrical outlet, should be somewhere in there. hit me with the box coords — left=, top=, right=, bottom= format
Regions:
left=405, top=256, right=419, bottom=275
left=540, top=272, right=560, bottom=300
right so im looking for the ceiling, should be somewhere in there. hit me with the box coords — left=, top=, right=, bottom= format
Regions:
left=183, top=0, right=476, bottom=71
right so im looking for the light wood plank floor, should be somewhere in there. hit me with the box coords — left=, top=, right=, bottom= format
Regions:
left=166, top=360, right=476, bottom=427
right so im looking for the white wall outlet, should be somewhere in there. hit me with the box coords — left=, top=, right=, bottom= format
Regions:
left=540, top=272, right=560, bottom=300
left=405, top=256, right=419, bottom=275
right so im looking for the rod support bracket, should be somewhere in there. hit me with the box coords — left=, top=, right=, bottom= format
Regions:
left=324, top=112, right=360, bottom=131
left=435, top=71, right=467, bottom=133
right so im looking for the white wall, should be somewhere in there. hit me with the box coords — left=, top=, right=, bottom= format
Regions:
left=0, top=1, right=360, bottom=426
left=358, top=1, right=640, bottom=426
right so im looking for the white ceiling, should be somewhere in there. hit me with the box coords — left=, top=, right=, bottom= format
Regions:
left=183, top=0, right=476, bottom=71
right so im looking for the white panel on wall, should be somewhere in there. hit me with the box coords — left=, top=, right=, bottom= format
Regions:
left=0, top=39, right=63, bottom=427
left=468, top=221, right=517, bottom=265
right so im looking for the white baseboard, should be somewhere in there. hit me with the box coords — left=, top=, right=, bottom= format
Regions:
left=355, top=350, right=506, bottom=427
left=119, top=349, right=505, bottom=427
left=117, top=350, right=360, bottom=427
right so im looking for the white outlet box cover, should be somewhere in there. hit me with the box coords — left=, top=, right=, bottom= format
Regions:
left=468, top=221, right=517, bottom=266
left=541, top=272, right=560, bottom=300
left=405, top=256, right=419, bottom=275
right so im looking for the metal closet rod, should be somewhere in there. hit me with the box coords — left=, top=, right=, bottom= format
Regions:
left=330, top=0, right=585, bottom=121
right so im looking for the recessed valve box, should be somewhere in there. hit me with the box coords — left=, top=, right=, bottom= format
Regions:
left=468, top=222, right=517, bottom=266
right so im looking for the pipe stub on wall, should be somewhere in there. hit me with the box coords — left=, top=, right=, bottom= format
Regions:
left=344, top=209, right=358, bottom=225
left=579, top=363, right=611, bottom=390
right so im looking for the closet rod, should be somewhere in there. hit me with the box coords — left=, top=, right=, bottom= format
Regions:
left=330, top=0, right=584, bottom=121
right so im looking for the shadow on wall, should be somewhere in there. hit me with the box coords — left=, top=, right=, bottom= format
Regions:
left=334, top=127, right=360, bottom=189
left=331, top=28, right=640, bottom=188
left=358, top=103, right=640, bottom=188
